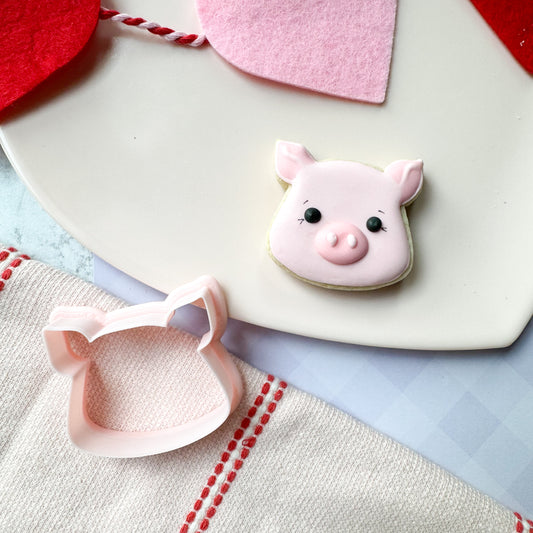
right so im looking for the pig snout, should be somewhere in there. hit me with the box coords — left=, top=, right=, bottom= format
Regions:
left=315, top=222, right=369, bottom=265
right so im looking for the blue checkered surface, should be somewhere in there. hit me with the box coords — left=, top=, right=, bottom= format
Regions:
left=96, top=257, right=533, bottom=517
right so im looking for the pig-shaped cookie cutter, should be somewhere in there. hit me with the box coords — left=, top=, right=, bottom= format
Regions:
left=43, top=276, right=242, bottom=458
left=268, top=141, right=423, bottom=290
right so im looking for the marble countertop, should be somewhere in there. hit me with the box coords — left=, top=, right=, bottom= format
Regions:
left=0, top=147, right=92, bottom=281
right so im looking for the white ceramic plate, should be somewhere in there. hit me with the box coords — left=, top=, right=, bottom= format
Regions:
left=1, top=0, right=532, bottom=349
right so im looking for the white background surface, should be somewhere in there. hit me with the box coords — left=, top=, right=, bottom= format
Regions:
left=0, top=1, right=532, bottom=349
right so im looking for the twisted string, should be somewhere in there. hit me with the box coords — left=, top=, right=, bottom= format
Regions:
left=99, top=8, right=207, bottom=47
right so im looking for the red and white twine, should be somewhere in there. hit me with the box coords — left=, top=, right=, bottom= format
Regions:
left=99, top=8, right=207, bottom=47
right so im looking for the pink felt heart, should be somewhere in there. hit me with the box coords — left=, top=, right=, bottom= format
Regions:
left=196, top=0, right=397, bottom=103
left=0, top=0, right=101, bottom=113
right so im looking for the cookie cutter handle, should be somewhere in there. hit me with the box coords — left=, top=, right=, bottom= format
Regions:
left=165, top=275, right=242, bottom=413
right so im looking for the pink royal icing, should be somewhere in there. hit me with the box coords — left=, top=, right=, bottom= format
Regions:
left=268, top=141, right=423, bottom=290
left=315, top=222, right=369, bottom=266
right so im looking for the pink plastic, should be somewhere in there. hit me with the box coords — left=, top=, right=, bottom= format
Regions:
left=43, top=276, right=242, bottom=458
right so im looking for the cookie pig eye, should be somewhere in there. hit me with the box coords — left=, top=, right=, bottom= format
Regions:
left=304, top=207, right=322, bottom=223
left=366, top=216, right=382, bottom=232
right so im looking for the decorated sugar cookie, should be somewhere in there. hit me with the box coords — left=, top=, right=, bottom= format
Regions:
left=268, top=141, right=423, bottom=290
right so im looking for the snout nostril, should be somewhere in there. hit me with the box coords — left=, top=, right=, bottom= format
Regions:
left=315, top=223, right=368, bottom=265
left=326, top=232, right=338, bottom=246
left=347, top=234, right=357, bottom=248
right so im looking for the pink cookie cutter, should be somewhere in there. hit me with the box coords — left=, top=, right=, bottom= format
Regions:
left=43, top=276, right=242, bottom=458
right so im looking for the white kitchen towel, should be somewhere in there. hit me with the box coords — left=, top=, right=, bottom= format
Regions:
left=0, top=245, right=529, bottom=532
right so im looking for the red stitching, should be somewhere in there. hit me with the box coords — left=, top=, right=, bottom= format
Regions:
left=515, top=512, right=533, bottom=533
left=181, top=379, right=287, bottom=531
left=0, top=249, right=29, bottom=293
left=242, top=437, right=255, bottom=448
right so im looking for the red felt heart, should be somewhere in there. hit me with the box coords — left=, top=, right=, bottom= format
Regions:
left=0, top=0, right=101, bottom=113
left=470, top=0, right=533, bottom=74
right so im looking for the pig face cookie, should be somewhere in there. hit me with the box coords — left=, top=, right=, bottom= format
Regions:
left=268, top=141, right=423, bottom=290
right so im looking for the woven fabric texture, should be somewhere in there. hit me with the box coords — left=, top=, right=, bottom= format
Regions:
left=0, top=246, right=517, bottom=532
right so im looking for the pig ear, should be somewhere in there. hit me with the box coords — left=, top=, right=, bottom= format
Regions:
left=385, top=159, right=424, bottom=205
left=275, top=141, right=316, bottom=184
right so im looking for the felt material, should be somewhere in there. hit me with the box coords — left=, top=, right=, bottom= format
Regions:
left=0, top=0, right=100, bottom=113
left=196, top=0, right=397, bottom=103
left=470, top=0, right=533, bottom=74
